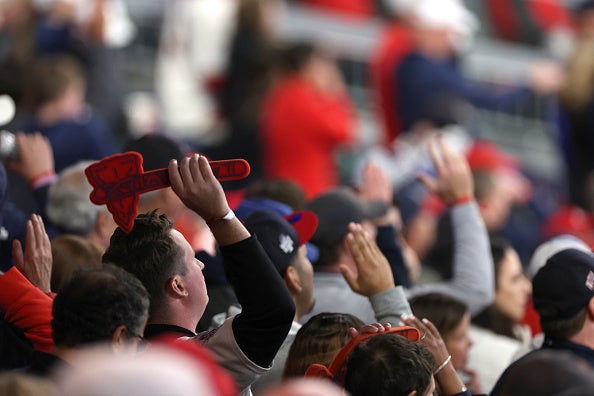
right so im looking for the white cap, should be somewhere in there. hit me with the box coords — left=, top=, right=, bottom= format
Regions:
left=411, top=0, right=478, bottom=39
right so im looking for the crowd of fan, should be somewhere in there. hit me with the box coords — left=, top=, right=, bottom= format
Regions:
left=2, top=0, right=594, bottom=395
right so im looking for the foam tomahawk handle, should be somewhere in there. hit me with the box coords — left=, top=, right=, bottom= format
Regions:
left=84, top=151, right=250, bottom=233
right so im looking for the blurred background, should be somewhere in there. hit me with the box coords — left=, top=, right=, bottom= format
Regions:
left=2, top=0, right=594, bottom=265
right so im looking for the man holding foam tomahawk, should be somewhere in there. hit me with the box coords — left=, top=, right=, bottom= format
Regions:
left=100, top=153, right=295, bottom=396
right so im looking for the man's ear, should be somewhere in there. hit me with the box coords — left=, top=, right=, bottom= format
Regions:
left=111, top=324, right=127, bottom=353
left=284, top=266, right=302, bottom=294
left=96, top=210, right=117, bottom=241
left=168, top=275, right=188, bottom=298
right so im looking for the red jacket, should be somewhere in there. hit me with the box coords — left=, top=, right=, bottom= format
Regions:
left=0, top=267, right=54, bottom=352
left=261, top=76, right=356, bottom=199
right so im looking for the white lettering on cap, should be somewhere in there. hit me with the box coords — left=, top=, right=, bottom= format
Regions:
left=279, top=234, right=294, bottom=254
left=586, top=271, right=594, bottom=291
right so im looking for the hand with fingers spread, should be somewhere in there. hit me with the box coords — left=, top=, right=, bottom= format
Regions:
left=401, top=314, right=468, bottom=395
left=417, top=136, right=473, bottom=206
left=12, top=214, right=52, bottom=293
left=401, top=314, right=449, bottom=368
left=340, top=222, right=395, bottom=297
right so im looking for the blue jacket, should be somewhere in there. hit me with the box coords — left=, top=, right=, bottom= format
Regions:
left=396, top=51, right=532, bottom=131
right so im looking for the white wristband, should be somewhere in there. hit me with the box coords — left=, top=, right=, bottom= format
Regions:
left=206, top=210, right=235, bottom=227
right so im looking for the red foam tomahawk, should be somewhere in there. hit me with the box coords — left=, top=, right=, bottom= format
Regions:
left=85, top=151, right=250, bottom=233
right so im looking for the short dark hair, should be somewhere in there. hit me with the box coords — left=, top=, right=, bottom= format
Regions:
left=314, top=244, right=341, bottom=268
left=409, top=292, right=468, bottom=341
left=29, top=55, right=85, bottom=106
left=102, top=211, right=186, bottom=316
left=52, top=264, right=149, bottom=348
left=499, top=349, right=594, bottom=395
left=344, top=334, right=435, bottom=396
left=541, top=308, right=588, bottom=340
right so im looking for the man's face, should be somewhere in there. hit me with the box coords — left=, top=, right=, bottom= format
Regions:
left=170, top=229, right=209, bottom=318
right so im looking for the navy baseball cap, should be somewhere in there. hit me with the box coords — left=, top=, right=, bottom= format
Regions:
left=236, top=198, right=319, bottom=263
left=244, top=210, right=318, bottom=276
left=533, top=249, right=594, bottom=321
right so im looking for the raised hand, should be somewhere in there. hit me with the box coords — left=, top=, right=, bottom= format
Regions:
left=417, top=136, right=473, bottom=206
left=6, top=132, right=55, bottom=186
left=12, top=214, right=52, bottom=293
left=168, top=154, right=230, bottom=222
left=340, top=222, right=395, bottom=297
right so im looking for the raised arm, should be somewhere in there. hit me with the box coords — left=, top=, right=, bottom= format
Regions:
left=358, top=163, right=410, bottom=287
left=409, top=138, right=494, bottom=315
left=341, top=222, right=412, bottom=325
left=0, top=214, right=54, bottom=352
left=169, top=154, right=295, bottom=369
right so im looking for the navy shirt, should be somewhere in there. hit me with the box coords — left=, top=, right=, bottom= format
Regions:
left=395, top=51, right=532, bottom=131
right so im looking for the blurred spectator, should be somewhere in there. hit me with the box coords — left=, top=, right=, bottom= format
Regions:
left=541, top=205, right=594, bottom=249
left=485, top=0, right=573, bottom=55
left=559, top=1, right=594, bottom=209
left=369, top=0, right=416, bottom=145
left=424, top=139, right=532, bottom=279
left=469, top=238, right=532, bottom=393
left=297, top=0, right=376, bottom=18
left=53, top=341, right=237, bottom=396
left=155, top=0, right=237, bottom=140
left=46, top=161, right=117, bottom=251
left=2, top=131, right=55, bottom=246
left=0, top=1, right=39, bottom=116
left=396, top=0, right=564, bottom=132
left=261, top=42, right=357, bottom=199
left=19, top=55, right=117, bottom=173
left=31, top=0, right=135, bottom=142
left=217, top=0, right=283, bottom=188
left=574, top=0, right=594, bottom=40
left=50, top=234, right=102, bottom=292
